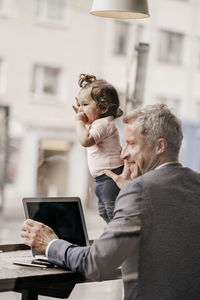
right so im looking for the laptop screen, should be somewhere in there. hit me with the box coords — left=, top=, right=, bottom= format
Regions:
left=26, top=201, right=87, bottom=247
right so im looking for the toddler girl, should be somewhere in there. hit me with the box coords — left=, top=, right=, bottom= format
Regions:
left=73, top=74, right=123, bottom=223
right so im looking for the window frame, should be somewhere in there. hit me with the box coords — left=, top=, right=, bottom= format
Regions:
left=31, top=63, right=65, bottom=104
left=113, top=20, right=130, bottom=57
left=35, top=0, right=68, bottom=27
left=0, top=0, right=10, bottom=17
left=158, top=29, right=184, bottom=65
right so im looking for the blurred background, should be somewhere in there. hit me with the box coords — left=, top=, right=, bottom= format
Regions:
left=0, top=0, right=200, bottom=299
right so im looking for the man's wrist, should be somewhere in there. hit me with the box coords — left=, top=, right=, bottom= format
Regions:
left=45, top=239, right=59, bottom=257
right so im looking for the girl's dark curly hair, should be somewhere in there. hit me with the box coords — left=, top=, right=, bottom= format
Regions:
left=78, top=73, right=123, bottom=119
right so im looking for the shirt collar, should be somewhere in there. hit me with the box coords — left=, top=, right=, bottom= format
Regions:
left=155, top=162, right=181, bottom=170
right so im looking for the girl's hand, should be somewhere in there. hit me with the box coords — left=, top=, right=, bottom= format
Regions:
left=72, top=105, right=88, bottom=123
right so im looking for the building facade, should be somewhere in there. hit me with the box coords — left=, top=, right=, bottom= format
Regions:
left=0, top=0, right=105, bottom=213
left=0, top=0, right=200, bottom=214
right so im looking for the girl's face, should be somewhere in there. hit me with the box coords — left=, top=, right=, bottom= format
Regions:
left=76, top=88, right=100, bottom=124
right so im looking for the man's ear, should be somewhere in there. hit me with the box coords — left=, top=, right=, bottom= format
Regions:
left=155, top=138, right=168, bottom=155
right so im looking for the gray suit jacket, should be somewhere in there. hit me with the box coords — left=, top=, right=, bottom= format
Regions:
left=48, top=163, right=200, bottom=300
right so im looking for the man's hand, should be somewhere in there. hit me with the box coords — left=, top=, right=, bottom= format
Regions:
left=20, top=219, right=58, bottom=254
left=104, top=160, right=132, bottom=189
left=104, top=160, right=141, bottom=189
left=129, top=161, right=142, bottom=180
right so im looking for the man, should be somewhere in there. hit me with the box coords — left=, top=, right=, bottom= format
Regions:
left=21, top=104, right=200, bottom=300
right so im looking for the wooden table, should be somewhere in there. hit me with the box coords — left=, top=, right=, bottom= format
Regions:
left=0, top=244, right=85, bottom=300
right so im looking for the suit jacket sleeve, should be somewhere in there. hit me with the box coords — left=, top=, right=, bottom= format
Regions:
left=48, top=178, right=144, bottom=281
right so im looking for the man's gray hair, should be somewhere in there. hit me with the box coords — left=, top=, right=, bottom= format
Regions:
left=124, top=104, right=183, bottom=156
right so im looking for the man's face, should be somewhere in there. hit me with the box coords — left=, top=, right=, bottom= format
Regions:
left=121, top=123, right=157, bottom=177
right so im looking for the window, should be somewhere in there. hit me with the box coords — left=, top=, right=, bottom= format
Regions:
left=158, top=30, right=184, bottom=65
left=0, top=0, right=10, bottom=16
left=113, top=21, right=130, bottom=56
left=35, top=0, right=66, bottom=24
left=31, top=64, right=62, bottom=101
left=0, top=0, right=3, bottom=9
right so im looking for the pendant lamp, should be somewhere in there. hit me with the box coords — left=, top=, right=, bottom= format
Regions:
left=90, top=0, right=150, bottom=19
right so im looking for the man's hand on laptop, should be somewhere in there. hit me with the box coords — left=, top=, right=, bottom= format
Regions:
left=21, top=219, right=58, bottom=254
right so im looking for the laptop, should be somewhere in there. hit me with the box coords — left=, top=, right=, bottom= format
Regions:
left=13, top=197, right=89, bottom=268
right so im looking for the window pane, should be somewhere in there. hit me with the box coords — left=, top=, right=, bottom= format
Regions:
left=36, top=0, right=46, bottom=19
left=43, top=66, right=60, bottom=95
left=159, top=30, right=184, bottom=65
left=0, top=0, right=3, bottom=9
left=47, top=0, right=65, bottom=21
left=113, top=21, right=129, bottom=56
left=32, top=65, right=61, bottom=97
left=36, top=0, right=66, bottom=22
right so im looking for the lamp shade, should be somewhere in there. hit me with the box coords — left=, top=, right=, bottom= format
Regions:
left=90, top=0, right=150, bottom=19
